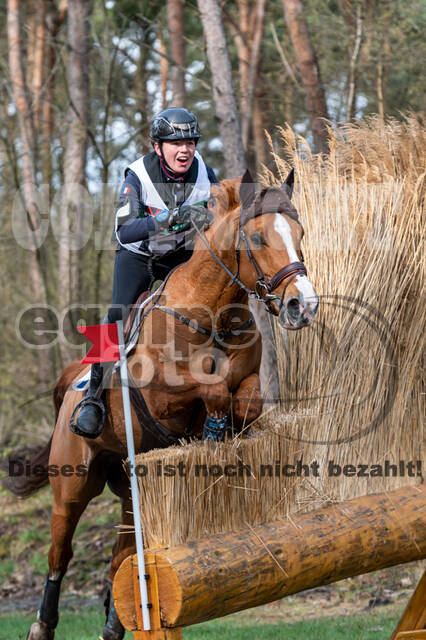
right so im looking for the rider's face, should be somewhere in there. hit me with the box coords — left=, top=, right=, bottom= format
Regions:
left=154, top=139, right=196, bottom=175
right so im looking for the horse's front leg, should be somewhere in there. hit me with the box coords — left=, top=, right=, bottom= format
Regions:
left=199, top=378, right=232, bottom=440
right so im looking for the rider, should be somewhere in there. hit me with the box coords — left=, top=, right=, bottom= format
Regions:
left=72, top=107, right=218, bottom=438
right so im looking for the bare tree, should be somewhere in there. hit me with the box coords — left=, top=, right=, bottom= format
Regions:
left=222, top=0, right=266, bottom=154
left=59, top=0, right=91, bottom=321
left=42, top=0, right=68, bottom=187
left=240, top=0, right=266, bottom=149
left=197, top=0, right=246, bottom=177
left=282, top=0, right=329, bottom=153
left=159, top=28, right=169, bottom=110
left=345, top=0, right=364, bottom=121
left=7, top=0, right=52, bottom=383
left=167, top=0, right=186, bottom=106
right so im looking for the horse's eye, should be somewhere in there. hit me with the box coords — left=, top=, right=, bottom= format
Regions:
left=250, top=231, right=265, bottom=248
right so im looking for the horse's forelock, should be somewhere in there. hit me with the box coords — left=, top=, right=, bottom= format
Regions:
left=240, top=186, right=300, bottom=226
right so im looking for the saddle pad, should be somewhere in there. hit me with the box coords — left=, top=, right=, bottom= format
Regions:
left=71, top=288, right=158, bottom=392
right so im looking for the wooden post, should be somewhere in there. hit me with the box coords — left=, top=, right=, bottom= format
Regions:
left=391, top=570, right=426, bottom=640
left=113, top=485, right=425, bottom=634
left=130, top=554, right=182, bottom=640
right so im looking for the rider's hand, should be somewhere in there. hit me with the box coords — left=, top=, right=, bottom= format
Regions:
left=173, top=205, right=211, bottom=231
left=153, top=205, right=211, bottom=233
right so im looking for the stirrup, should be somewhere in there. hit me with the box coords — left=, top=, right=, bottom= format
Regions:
left=69, top=396, right=106, bottom=439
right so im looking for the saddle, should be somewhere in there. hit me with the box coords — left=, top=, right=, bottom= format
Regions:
left=72, top=280, right=188, bottom=449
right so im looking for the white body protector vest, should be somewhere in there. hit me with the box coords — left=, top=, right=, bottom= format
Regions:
left=116, top=150, right=211, bottom=257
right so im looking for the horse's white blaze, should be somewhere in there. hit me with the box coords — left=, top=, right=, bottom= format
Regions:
left=273, top=214, right=317, bottom=305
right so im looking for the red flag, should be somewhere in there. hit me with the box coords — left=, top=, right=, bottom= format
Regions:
left=78, top=324, right=120, bottom=364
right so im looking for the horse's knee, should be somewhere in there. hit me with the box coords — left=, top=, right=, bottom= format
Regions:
left=233, top=375, right=263, bottom=426
left=200, top=380, right=231, bottom=417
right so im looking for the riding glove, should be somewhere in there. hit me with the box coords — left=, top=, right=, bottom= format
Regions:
left=154, top=205, right=211, bottom=233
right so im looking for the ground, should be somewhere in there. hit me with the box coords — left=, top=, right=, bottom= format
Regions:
left=0, top=484, right=423, bottom=630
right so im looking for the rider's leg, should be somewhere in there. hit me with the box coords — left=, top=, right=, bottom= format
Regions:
left=72, top=248, right=153, bottom=438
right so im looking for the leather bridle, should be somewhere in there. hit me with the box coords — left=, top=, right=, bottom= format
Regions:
left=237, top=222, right=307, bottom=316
left=192, top=205, right=308, bottom=317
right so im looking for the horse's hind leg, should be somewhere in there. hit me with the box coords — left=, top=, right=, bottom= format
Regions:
left=27, top=462, right=107, bottom=640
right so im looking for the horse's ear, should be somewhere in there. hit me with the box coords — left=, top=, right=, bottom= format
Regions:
left=239, top=169, right=256, bottom=210
left=282, top=168, right=294, bottom=199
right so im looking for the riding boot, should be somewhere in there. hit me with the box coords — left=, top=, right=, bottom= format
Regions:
left=70, top=362, right=107, bottom=439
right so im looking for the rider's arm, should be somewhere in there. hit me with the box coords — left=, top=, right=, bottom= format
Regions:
left=114, top=170, right=161, bottom=244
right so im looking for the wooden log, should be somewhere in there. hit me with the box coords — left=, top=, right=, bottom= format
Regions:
left=113, top=485, right=426, bottom=631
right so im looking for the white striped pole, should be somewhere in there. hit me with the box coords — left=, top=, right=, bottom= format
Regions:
left=116, top=320, right=151, bottom=631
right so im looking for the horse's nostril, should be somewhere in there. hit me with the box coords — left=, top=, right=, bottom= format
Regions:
left=287, top=298, right=301, bottom=318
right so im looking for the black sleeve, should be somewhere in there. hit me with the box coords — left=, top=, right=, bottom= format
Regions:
left=114, top=175, right=160, bottom=244
left=206, top=165, right=219, bottom=184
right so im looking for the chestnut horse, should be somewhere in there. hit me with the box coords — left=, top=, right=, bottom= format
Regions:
left=13, top=172, right=318, bottom=640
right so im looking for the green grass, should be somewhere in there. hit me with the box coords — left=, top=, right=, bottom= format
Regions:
left=0, top=606, right=401, bottom=640
left=0, top=558, right=15, bottom=582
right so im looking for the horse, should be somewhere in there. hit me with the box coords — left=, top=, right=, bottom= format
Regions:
left=8, top=171, right=318, bottom=640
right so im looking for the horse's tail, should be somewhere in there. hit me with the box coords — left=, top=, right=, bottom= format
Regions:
left=2, top=360, right=87, bottom=499
left=2, top=439, right=53, bottom=498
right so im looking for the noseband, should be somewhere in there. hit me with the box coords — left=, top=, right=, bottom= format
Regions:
left=237, top=224, right=307, bottom=316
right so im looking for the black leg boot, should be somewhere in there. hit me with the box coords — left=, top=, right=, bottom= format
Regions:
left=102, top=580, right=125, bottom=640
left=70, top=363, right=107, bottom=439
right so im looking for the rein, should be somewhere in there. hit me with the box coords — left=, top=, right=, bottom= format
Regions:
left=136, top=198, right=307, bottom=345
left=152, top=304, right=254, bottom=348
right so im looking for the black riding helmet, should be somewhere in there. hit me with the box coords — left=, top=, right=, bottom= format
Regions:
left=150, top=107, right=201, bottom=143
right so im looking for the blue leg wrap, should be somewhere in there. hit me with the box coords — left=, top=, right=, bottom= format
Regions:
left=202, top=414, right=229, bottom=441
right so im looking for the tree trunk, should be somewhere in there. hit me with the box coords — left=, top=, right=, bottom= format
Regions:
left=224, top=0, right=266, bottom=153
left=241, top=0, right=266, bottom=149
left=42, top=0, right=68, bottom=189
left=282, top=0, right=329, bottom=153
left=29, top=0, right=46, bottom=134
left=7, top=0, right=51, bottom=384
left=253, top=92, right=267, bottom=173
left=346, top=1, right=364, bottom=121
left=377, top=58, right=384, bottom=119
left=59, top=0, right=90, bottom=316
left=137, top=24, right=151, bottom=155
left=167, top=0, right=185, bottom=106
left=197, top=0, right=246, bottom=177
left=159, top=29, right=169, bottom=111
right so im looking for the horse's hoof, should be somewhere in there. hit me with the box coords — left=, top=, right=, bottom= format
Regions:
left=101, top=628, right=125, bottom=640
left=26, top=620, right=55, bottom=640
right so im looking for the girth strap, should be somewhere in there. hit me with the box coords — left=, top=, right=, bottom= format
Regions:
left=117, top=370, right=185, bottom=451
